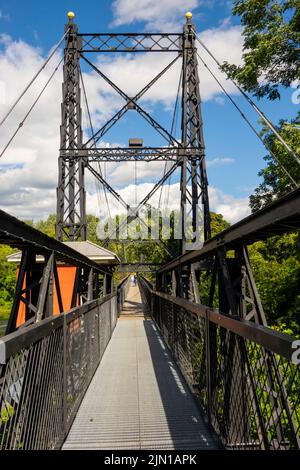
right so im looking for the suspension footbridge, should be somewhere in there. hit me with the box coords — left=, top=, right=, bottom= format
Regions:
left=0, top=11, right=299, bottom=451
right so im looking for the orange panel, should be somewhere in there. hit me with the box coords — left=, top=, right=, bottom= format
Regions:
left=16, top=268, right=26, bottom=328
left=14, top=265, right=78, bottom=327
left=53, top=266, right=78, bottom=315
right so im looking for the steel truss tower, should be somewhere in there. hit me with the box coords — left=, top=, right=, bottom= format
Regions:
left=56, top=18, right=86, bottom=241
left=56, top=13, right=211, bottom=252
left=181, top=16, right=211, bottom=252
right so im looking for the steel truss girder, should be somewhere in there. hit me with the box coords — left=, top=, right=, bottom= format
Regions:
left=158, top=187, right=300, bottom=274
left=0, top=208, right=115, bottom=334
left=56, top=18, right=210, bottom=251
left=60, top=147, right=187, bottom=162
left=155, top=210, right=300, bottom=447
left=5, top=248, right=111, bottom=334
left=213, top=245, right=299, bottom=447
left=0, top=209, right=113, bottom=274
left=78, top=33, right=183, bottom=53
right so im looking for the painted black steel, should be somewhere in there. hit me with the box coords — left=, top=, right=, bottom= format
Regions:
left=138, top=276, right=300, bottom=450
left=158, top=187, right=300, bottom=274
left=61, top=147, right=182, bottom=162
left=0, top=209, right=111, bottom=273
left=180, top=17, right=211, bottom=258
left=56, top=16, right=211, bottom=249
left=0, top=277, right=130, bottom=449
left=56, top=19, right=86, bottom=241
left=78, top=33, right=183, bottom=53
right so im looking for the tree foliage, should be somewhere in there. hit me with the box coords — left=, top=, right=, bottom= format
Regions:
left=223, top=0, right=300, bottom=100
left=0, top=245, right=16, bottom=321
left=249, top=234, right=300, bottom=333
left=249, top=111, right=300, bottom=212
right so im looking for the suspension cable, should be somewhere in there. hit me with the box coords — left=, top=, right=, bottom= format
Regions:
left=165, top=79, right=181, bottom=209
left=80, top=69, right=105, bottom=216
left=0, top=29, right=70, bottom=128
left=79, top=68, right=111, bottom=218
left=164, top=68, right=182, bottom=211
left=158, top=68, right=183, bottom=209
left=0, top=57, right=63, bottom=160
left=194, top=32, right=300, bottom=167
left=135, top=160, right=137, bottom=206
left=196, top=52, right=298, bottom=188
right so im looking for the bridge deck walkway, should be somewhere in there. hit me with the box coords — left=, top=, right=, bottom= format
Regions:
left=63, top=285, right=218, bottom=450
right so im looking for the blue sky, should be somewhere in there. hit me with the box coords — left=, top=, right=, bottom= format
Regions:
left=0, top=0, right=298, bottom=223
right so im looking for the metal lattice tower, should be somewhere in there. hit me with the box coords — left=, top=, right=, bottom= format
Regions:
left=181, top=14, right=211, bottom=253
left=55, top=12, right=211, bottom=250
left=56, top=15, right=86, bottom=241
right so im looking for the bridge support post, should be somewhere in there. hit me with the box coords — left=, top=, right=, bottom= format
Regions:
left=217, top=249, right=249, bottom=446
left=56, top=15, right=87, bottom=241
left=180, top=15, right=211, bottom=258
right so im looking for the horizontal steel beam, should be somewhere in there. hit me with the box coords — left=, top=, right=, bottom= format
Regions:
left=60, top=147, right=200, bottom=162
left=158, top=188, right=300, bottom=273
left=0, top=209, right=113, bottom=274
left=117, top=262, right=162, bottom=272
left=119, top=263, right=162, bottom=266
left=61, top=147, right=185, bottom=162
left=77, top=33, right=183, bottom=53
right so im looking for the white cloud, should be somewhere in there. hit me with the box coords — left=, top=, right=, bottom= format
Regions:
left=209, top=186, right=250, bottom=223
left=207, top=157, right=235, bottom=167
left=111, top=0, right=199, bottom=31
left=85, top=181, right=250, bottom=225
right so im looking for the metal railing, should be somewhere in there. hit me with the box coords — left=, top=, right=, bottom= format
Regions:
left=0, top=290, right=123, bottom=450
left=138, top=275, right=153, bottom=308
left=116, top=275, right=131, bottom=315
left=138, top=277, right=300, bottom=450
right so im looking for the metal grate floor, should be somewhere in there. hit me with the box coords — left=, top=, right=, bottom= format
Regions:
left=63, top=286, right=218, bottom=450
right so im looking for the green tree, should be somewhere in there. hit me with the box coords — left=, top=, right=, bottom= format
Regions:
left=223, top=0, right=300, bottom=100
left=34, top=214, right=56, bottom=238
left=249, top=234, right=300, bottom=334
left=210, top=212, right=230, bottom=236
left=0, top=245, right=16, bottom=321
left=249, top=112, right=300, bottom=212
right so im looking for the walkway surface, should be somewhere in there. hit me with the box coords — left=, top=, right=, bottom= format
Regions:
left=63, top=285, right=218, bottom=450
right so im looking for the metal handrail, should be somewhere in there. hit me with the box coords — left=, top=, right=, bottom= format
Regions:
left=152, top=290, right=296, bottom=361
left=0, top=294, right=116, bottom=364
left=0, top=292, right=120, bottom=449
left=138, top=275, right=300, bottom=450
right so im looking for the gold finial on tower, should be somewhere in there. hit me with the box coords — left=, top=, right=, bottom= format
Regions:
left=185, top=11, right=193, bottom=22
left=67, top=11, right=75, bottom=22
